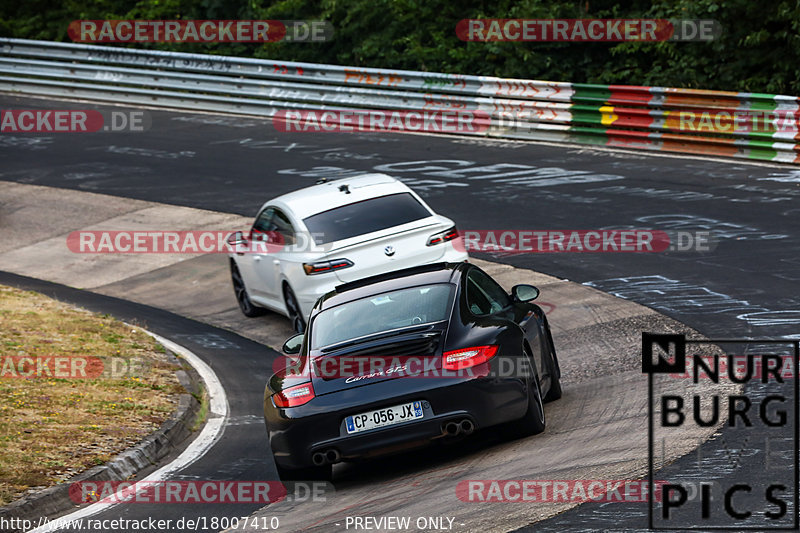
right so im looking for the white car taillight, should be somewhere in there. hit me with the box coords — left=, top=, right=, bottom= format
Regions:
left=302, top=258, right=354, bottom=275
left=426, top=226, right=459, bottom=246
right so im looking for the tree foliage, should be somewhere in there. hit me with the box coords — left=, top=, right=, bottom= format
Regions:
left=1, top=0, right=797, bottom=94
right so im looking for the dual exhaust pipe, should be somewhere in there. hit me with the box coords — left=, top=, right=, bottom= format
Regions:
left=311, top=419, right=475, bottom=465
left=442, top=418, right=474, bottom=437
left=311, top=448, right=341, bottom=466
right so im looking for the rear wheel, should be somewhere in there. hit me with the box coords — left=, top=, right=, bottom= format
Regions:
left=516, top=366, right=546, bottom=437
left=542, top=326, right=562, bottom=402
left=231, top=263, right=265, bottom=317
left=283, top=284, right=306, bottom=333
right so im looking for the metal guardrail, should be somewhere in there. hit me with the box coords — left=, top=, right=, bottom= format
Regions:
left=1, top=38, right=798, bottom=163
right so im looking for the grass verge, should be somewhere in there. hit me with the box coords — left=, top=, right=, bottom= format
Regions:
left=0, top=285, right=184, bottom=506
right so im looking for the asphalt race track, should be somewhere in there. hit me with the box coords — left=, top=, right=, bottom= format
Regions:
left=1, top=94, right=799, bottom=531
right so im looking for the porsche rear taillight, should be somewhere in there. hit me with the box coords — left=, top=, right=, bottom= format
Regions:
left=442, top=345, right=498, bottom=371
left=273, top=382, right=315, bottom=407
left=427, top=226, right=459, bottom=246
left=302, top=258, right=354, bottom=275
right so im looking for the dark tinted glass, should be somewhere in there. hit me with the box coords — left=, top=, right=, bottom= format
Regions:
left=271, top=209, right=296, bottom=244
left=311, top=284, right=453, bottom=348
left=252, top=208, right=273, bottom=235
left=466, top=269, right=511, bottom=316
left=303, top=193, right=431, bottom=244
left=252, top=207, right=295, bottom=244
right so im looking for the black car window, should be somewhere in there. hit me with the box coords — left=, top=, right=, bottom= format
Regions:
left=466, top=269, right=511, bottom=316
left=270, top=209, right=296, bottom=245
left=303, top=193, right=432, bottom=245
left=251, top=207, right=274, bottom=240
left=252, top=207, right=296, bottom=245
left=311, top=284, right=453, bottom=349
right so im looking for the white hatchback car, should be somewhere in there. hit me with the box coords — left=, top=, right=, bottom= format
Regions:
left=227, top=173, right=469, bottom=332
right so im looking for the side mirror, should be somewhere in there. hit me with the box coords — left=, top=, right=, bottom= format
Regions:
left=282, top=333, right=304, bottom=355
left=226, top=230, right=248, bottom=247
left=511, top=284, right=539, bottom=302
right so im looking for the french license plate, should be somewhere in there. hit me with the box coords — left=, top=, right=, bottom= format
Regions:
left=345, top=401, right=424, bottom=434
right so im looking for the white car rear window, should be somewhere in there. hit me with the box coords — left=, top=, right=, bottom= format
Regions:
left=303, top=193, right=431, bottom=244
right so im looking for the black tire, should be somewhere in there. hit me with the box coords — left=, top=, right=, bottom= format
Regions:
left=542, top=326, right=562, bottom=403
left=283, top=284, right=306, bottom=333
left=516, top=366, right=546, bottom=437
left=231, top=263, right=266, bottom=317
left=276, top=462, right=332, bottom=482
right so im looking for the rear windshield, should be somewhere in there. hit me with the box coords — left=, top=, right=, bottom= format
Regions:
left=303, top=193, right=431, bottom=245
left=311, top=284, right=453, bottom=349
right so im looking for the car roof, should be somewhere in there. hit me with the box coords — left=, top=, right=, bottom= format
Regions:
left=314, top=262, right=466, bottom=313
left=269, top=173, right=416, bottom=220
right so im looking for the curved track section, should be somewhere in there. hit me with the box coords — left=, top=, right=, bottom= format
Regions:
left=1, top=181, right=723, bottom=531
left=1, top=93, right=797, bottom=531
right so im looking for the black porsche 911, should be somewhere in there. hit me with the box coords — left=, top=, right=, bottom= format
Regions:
left=264, top=262, right=561, bottom=480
